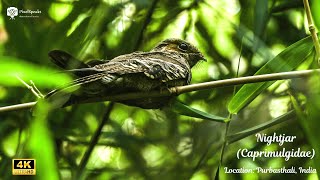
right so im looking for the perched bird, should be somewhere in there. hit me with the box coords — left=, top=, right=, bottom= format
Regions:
left=46, top=38, right=206, bottom=109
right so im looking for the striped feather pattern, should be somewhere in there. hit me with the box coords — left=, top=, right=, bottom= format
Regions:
left=47, top=38, right=205, bottom=108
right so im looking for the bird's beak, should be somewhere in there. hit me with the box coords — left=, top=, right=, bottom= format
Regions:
left=198, top=53, right=207, bottom=62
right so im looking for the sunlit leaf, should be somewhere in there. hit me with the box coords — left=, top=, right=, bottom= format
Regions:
left=28, top=100, right=60, bottom=180
left=228, top=36, right=314, bottom=113
left=0, top=56, right=71, bottom=88
left=48, top=2, right=73, bottom=22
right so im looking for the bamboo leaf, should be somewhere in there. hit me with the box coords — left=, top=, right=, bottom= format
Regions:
left=171, top=100, right=228, bottom=122
left=227, top=110, right=295, bottom=144
left=228, top=36, right=314, bottom=113
left=254, top=0, right=268, bottom=39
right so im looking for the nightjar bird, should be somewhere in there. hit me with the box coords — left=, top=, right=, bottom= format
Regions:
left=47, top=38, right=206, bottom=109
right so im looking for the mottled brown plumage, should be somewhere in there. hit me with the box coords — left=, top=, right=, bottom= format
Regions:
left=47, top=38, right=205, bottom=109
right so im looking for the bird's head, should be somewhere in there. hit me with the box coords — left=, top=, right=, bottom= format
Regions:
left=151, top=38, right=206, bottom=67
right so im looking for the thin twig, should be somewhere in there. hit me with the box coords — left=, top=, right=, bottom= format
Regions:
left=74, top=2, right=158, bottom=178
left=1, top=68, right=320, bottom=113
left=74, top=103, right=114, bottom=180
left=80, top=68, right=320, bottom=104
left=303, top=0, right=320, bottom=65
left=30, top=80, right=44, bottom=98
left=0, top=102, right=37, bottom=112
left=16, top=76, right=42, bottom=98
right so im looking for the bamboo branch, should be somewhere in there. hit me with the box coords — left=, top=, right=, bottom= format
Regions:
left=75, top=103, right=113, bottom=179
left=0, top=102, right=36, bottom=112
left=16, top=76, right=43, bottom=98
left=1, top=68, right=320, bottom=113
left=303, top=0, right=320, bottom=65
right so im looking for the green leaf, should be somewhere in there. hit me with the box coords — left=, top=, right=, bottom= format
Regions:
left=228, top=36, right=314, bottom=113
left=227, top=110, right=295, bottom=144
left=312, top=0, right=320, bottom=30
left=254, top=0, right=268, bottom=39
left=28, top=100, right=60, bottom=180
left=0, top=56, right=71, bottom=88
left=171, top=100, right=228, bottom=122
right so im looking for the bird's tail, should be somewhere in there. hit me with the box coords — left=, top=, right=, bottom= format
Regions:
left=43, top=50, right=112, bottom=109
left=46, top=72, right=107, bottom=97
left=49, top=50, right=106, bottom=70
left=45, top=72, right=110, bottom=109
left=49, top=50, right=90, bottom=70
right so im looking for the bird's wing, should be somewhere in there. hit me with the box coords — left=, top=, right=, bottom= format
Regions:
left=93, top=57, right=190, bottom=82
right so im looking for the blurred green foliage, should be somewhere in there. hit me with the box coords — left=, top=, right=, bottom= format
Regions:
left=0, top=0, right=319, bottom=179
left=311, top=0, right=320, bottom=30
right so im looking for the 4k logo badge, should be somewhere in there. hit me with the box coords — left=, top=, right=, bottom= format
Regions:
left=12, top=159, right=36, bottom=175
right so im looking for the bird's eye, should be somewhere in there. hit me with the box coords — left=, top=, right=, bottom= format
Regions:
left=178, top=43, right=189, bottom=52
